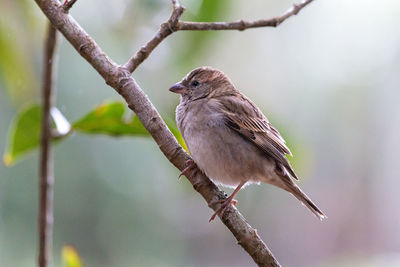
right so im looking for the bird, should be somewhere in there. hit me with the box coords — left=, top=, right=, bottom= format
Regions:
left=169, top=66, right=326, bottom=222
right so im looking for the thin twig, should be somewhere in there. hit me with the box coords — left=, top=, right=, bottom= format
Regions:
left=39, top=22, right=59, bottom=267
left=171, top=0, right=180, bottom=10
left=62, top=0, right=78, bottom=12
left=123, top=0, right=313, bottom=73
left=123, top=1, right=184, bottom=73
left=178, top=0, right=314, bottom=30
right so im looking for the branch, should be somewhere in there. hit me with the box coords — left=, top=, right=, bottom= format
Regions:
left=38, top=22, right=59, bottom=267
left=178, top=0, right=314, bottom=31
left=124, top=0, right=314, bottom=73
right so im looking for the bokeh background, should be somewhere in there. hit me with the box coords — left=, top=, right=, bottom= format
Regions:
left=1, top=0, right=400, bottom=266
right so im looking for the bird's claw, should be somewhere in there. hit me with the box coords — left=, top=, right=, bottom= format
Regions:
left=208, top=197, right=238, bottom=222
left=178, top=159, right=198, bottom=179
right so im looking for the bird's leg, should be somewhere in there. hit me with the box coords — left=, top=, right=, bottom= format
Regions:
left=178, top=159, right=198, bottom=179
left=209, top=181, right=246, bottom=222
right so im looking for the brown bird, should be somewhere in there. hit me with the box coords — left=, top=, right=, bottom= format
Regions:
left=170, top=66, right=326, bottom=222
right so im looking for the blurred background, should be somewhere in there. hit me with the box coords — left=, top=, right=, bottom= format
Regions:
left=1, top=0, right=400, bottom=266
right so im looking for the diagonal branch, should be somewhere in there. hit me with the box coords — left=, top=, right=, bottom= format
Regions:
left=124, top=0, right=314, bottom=73
left=39, top=22, right=59, bottom=267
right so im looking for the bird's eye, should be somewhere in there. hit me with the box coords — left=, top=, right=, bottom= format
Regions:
left=191, top=80, right=200, bottom=87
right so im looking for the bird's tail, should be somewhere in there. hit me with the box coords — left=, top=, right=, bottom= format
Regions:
left=281, top=177, right=327, bottom=220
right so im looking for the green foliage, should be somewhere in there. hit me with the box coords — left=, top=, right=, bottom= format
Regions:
left=3, top=105, right=42, bottom=167
left=3, top=101, right=187, bottom=166
left=62, top=246, right=83, bottom=267
left=72, top=101, right=187, bottom=150
left=72, top=102, right=148, bottom=136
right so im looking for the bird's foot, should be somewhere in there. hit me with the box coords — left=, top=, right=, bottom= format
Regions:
left=178, top=159, right=198, bottom=179
left=208, top=196, right=238, bottom=222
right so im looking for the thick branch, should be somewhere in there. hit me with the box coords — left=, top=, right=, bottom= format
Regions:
left=39, top=22, right=59, bottom=267
left=124, top=0, right=313, bottom=73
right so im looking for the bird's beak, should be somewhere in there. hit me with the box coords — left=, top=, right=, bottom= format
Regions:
left=169, top=82, right=187, bottom=94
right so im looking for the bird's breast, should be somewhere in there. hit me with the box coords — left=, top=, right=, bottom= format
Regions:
left=176, top=100, right=264, bottom=187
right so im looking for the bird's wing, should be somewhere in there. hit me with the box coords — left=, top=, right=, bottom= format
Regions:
left=217, top=93, right=298, bottom=180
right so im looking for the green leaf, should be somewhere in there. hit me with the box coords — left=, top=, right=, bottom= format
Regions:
left=3, top=105, right=41, bottom=166
left=62, top=246, right=83, bottom=267
left=72, top=101, right=187, bottom=150
left=72, top=102, right=149, bottom=136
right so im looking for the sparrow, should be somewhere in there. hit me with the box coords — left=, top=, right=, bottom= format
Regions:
left=169, top=66, right=326, bottom=222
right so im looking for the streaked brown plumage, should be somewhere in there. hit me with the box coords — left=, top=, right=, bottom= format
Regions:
left=170, top=66, right=326, bottom=221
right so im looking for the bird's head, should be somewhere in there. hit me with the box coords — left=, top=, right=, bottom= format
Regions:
left=169, top=66, right=235, bottom=102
